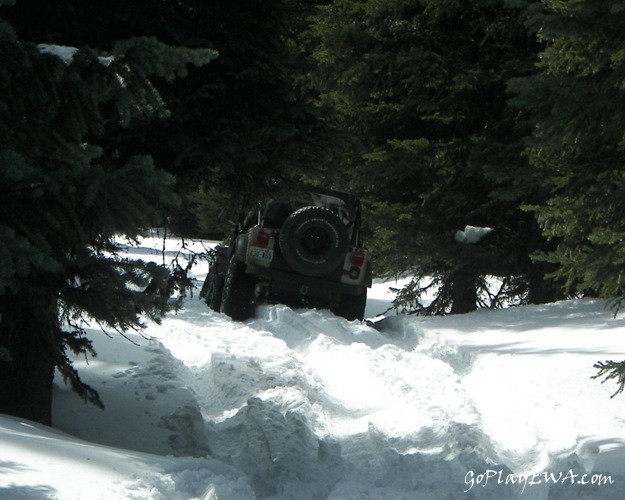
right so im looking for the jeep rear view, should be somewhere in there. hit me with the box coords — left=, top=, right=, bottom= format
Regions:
left=200, top=185, right=372, bottom=321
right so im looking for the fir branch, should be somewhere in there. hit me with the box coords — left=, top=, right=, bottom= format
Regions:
left=592, top=360, right=625, bottom=398
left=0, top=344, right=10, bottom=362
left=57, top=350, right=104, bottom=409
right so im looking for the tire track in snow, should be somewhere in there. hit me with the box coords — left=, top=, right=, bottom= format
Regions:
left=249, top=306, right=494, bottom=452
left=151, top=299, right=520, bottom=497
left=246, top=305, right=522, bottom=498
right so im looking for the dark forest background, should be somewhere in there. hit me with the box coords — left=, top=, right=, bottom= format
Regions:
left=3, top=0, right=625, bottom=423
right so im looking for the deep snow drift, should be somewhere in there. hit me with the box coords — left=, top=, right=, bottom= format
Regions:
left=2, top=234, right=625, bottom=499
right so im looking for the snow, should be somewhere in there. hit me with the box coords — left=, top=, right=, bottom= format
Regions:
left=455, top=225, right=493, bottom=244
left=37, top=44, right=115, bottom=66
left=37, top=44, right=79, bottom=64
left=2, top=234, right=625, bottom=499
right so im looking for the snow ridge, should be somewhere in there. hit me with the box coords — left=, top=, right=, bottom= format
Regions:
left=145, top=301, right=520, bottom=498
left=4, top=235, right=625, bottom=499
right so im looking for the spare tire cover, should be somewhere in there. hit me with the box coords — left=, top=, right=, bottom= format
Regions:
left=279, top=206, right=349, bottom=276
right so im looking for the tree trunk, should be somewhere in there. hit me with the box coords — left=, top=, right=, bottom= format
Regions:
left=450, top=268, right=478, bottom=314
left=526, top=265, right=561, bottom=305
left=0, top=292, right=58, bottom=425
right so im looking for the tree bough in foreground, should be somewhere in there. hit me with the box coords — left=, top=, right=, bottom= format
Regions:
left=0, top=7, right=216, bottom=424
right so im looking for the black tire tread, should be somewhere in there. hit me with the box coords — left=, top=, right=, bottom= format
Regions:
left=200, top=265, right=223, bottom=312
left=221, top=257, right=257, bottom=321
left=333, top=290, right=367, bottom=321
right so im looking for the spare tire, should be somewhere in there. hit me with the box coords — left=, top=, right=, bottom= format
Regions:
left=279, top=206, right=349, bottom=276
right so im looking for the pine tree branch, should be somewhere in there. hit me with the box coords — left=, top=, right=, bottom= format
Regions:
left=592, top=360, right=625, bottom=398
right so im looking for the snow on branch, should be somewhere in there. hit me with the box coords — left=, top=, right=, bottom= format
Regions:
left=37, top=44, right=114, bottom=66
left=37, top=44, right=78, bottom=64
left=455, top=225, right=493, bottom=244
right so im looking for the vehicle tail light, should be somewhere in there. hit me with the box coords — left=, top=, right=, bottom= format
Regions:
left=350, top=251, right=365, bottom=267
left=256, top=230, right=271, bottom=248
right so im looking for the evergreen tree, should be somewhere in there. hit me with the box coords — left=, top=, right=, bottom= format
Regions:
left=3, top=0, right=337, bottom=238
left=310, top=0, right=556, bottom=314
left=0, top=0, right=215, bottom=424
left=511, top=0, right=625, bottom=300
left=167, top=0, right=340, bottom=234
left=510, top=0, right=625, bottom=394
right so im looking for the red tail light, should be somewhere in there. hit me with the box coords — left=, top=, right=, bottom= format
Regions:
left=256, top=230, right=271, bottom=248
left=350, top=251, right=365, bottom=267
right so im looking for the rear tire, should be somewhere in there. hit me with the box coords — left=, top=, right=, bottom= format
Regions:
left=221, top=257, right=257, bottom=321
left=333, top=289, right=367, bottom=321
left=200, top=264, right=223, bottom=312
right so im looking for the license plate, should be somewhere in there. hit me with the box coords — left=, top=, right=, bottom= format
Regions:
left=249, top=246, right=273, bottom=263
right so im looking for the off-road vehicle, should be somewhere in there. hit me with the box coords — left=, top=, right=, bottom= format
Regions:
left=200, top=185, right=372, bottom=321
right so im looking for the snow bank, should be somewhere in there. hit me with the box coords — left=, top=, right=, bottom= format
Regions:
left=2, top=234, right=625, bottom=499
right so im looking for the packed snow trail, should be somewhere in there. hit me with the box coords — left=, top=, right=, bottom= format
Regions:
left=132, top=290, right=624, bottom=499
left=146, top=298, right=506, bottom=499
left=5, top=234, right=622, bottom=499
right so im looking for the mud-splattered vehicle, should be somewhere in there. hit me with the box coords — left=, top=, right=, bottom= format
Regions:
left=200, top=185, right=371, bottom=321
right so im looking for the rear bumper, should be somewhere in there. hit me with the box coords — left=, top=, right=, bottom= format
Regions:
left=246, top=264, right=366, bottom=296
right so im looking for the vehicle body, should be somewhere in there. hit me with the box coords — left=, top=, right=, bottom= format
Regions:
left=200, top=185, right=372, bottom=321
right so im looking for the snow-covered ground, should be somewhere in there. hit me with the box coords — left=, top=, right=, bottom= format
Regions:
left=2, top=234, right=625, bottom=499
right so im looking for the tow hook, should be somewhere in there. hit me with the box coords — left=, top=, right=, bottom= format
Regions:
left=300, top=285, right=309, bottom=295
